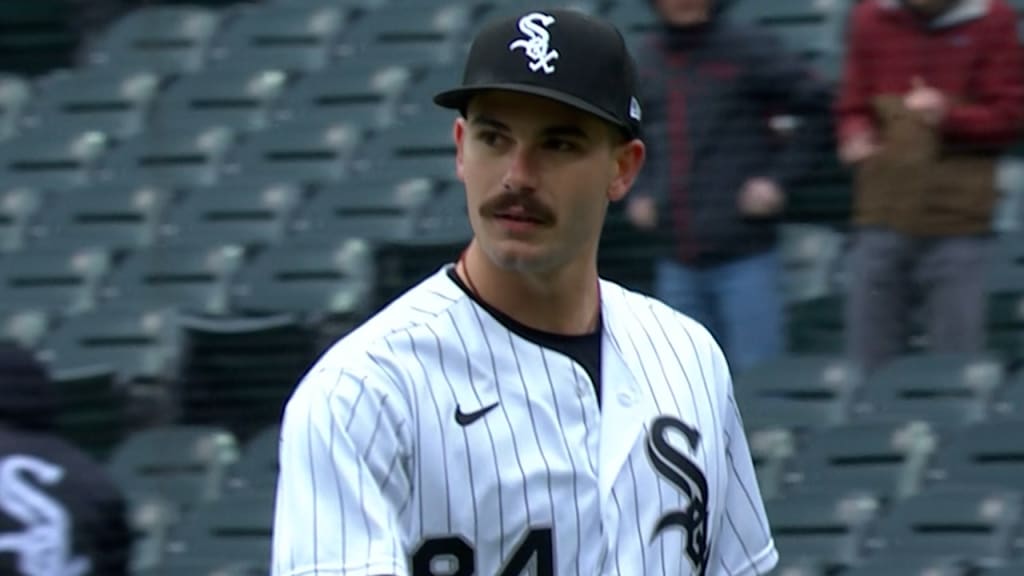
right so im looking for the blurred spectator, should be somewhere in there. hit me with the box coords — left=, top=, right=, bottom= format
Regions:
left=626, top=0, right=829, bottom=372
left=836, top=0, right=1024, bottom=373
left=0, top=343, right=131, bottom=576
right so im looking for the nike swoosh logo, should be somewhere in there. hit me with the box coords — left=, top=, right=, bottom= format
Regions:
left=455, top=403, right=499, bottom=426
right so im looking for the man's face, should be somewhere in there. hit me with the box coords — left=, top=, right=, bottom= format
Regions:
left=454, top=91, right=644, bottom=276
left=655, top=0, right=712, bottom=26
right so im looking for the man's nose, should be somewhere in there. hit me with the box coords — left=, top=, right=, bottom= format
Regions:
left=501, top=145, right=539, bottom=192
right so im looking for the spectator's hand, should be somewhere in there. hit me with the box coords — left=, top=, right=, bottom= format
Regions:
left=904, top=76, right=948, bottom=126
left=738, top=178, right=785, bottom=217
left=627, top=195, right=658, bottom=230
left=839, top=132, right=879, bottom=165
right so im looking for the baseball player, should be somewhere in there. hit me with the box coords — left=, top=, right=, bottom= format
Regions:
left=272, top=8, right=777, bottom=576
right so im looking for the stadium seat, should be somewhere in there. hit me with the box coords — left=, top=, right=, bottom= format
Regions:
left=351, top=108, right=459, bottom=181
left=337, top=3, right=475, bottom=65
left=150, top=64, right=290, bottom=134
left=161, top=177, right=303, bottom=248
left=733, top=354, right=862, bottom=430
left=159, top=559, right=267, bottom=576
left=101, top=123, right=236, bottom=189
left=398, top=63, right=463, bottom=117
left=765, top=555, right=827, bottom=576
left=38, top=304, right=180, bottom=383
left=0, top=183, right=43, bottom=253
left=125, top=491, right=181, bottom=575
left=785, top=420, right=938, bottom=500
left=291, top=174, right=468, bottom=243
left=925, top=420, right=1024, bottom=490
left=850, top=353, right=1005, bottom=425
left=0, top=126, right=109, bottom=190
left=838, top=556, right=970, bottom=576
left=227, top=424, right=280, bottom=492
left=29, top=181, right=174, bottom=252
left=747, top=427, right=796, bottom=501
left=232, top=236, right=374, bottom=318
left=990, top=370, right=1024, bottom=420
left=765, top=489, right=880, bottom=568
left=863, top=486, right=1022, bottom=568
left=0, top=305, right=51, bottom=349
left=229, top=119, right=364, bottom=185
left=107, top=425, right=240, bottom=509
left=206, top=2, right=353, bottom=73
left=179, top=315, right=319, bottom=440
left=728, top=0, right=844, bottom=64
left=982, top=561, right=1024, bottom=576
left=162, top=489, right=274, bottom=567
left=105, top=243, right=248, bottom=316
left=604, top=0, right=660, bottom=44
left=275, top=61, right=416, bottom=130
left=86, top=6, right=222, bottom=77
left=0, top=74, right=30, bottom=142
left=23, top=68, right=161, bottom=140
left=779, top=224, right=845, bottom=303
left=0, top=245, right=112, bottom=313
left=787, top=294, right=845, bottom=354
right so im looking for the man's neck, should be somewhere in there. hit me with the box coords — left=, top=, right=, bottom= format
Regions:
left=459, top=243, right=601, bottom=336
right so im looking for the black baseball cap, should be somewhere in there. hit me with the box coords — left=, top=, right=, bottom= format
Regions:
left=433, top=8, right=642, bottom=138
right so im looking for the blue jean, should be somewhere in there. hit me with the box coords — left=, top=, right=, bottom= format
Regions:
left=654, top=252, right=784, bottom=373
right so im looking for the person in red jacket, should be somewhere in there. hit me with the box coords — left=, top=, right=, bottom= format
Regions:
left=836, top=0, right=1024, bottom=372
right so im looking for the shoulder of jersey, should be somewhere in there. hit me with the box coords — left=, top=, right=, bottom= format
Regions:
left=602, top=277, right=724, bottom=359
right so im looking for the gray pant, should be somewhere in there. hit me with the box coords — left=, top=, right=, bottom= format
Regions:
left=845, top=228, right=989, bottom=373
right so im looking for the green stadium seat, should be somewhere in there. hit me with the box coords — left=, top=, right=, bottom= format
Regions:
left=29, top=181, right=174, bottom=252
left=51, top=365, right=126, bottom=461
left=161, top=177, right=303, bottom=249
left=38, top=303, right=180, bottom=383
left=926, top=420, right=1024, bottom=491
left=779, top=223, right=846, bottom=302
left=338, top=3, right=475, bottom=65
left=0, top=245, right=112, bottom=313
left=206, top=2, right=354, bottom=73
left=276, top=61, right=417, bottom=131
left=0, top=74, right=30, bottom=142
left=351, top=108, right=459, bottom=181
left=227, top=424, right=280, bottom=492
left=851, top=353, right=1005, bottom=425
left=24, top=68, right=161, bottom=140
left=765, top=489, right=880, bottom=569
left=292, top=174, right=469, bottom=243
left=839, top=556, right=970, bottom=576
left=785, top=420, right=938, bottom=500
left=0, top=0, right=77, bottom=77
left=766, top=555, right=828, bottom=576
left=125, top=491, right=181, bottom=576
left=86, top=6, right=222, bottom=77
left=734, top=354, right=862, bottom=430
left=163, top=488, right=275, bottom=565
left=101, top=123, right=236, bottom=189
left=151, top=64, right=290, bottom=134
left=787, top=294, right=845, bottom=354
left=0, top=126, right=109, bottom=190
left=0, top=306, right=51, bottom=350
left=107, top=425, right=241, bottom=510
left=864, top=486, right=1022, bottom=569
left=232, top=236, right=374, bottom=318
left=230, top=119, right=365, bottom=185
left=0, top=183, right=44, bottom=253
left=105, top=243, right=248, bottom=316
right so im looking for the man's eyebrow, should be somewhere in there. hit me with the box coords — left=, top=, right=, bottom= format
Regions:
left=469, top=115, right=592, bottom=140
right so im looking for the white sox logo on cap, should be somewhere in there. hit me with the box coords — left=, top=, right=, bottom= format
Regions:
left=508, top=12, right=559, bottom=74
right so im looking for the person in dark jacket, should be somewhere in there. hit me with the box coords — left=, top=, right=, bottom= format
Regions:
left=626, top=0, right=830, bottom=372
left=0, top=343, right=131, bottom=576
left=836, top=0, right=1024, bottom=373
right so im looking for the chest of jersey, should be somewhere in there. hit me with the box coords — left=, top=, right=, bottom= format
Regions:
left=392, top=314, right=728, bottom=576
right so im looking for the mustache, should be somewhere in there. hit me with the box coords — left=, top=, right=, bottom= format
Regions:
left=480, top=192, right=556, bottom=224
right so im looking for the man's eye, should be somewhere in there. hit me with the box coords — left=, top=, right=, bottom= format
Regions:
left=479, top=131, right=505, bottom=146
left=545, top=139, right=578, bottom=152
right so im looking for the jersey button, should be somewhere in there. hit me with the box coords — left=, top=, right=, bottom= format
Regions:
left=617, top=391, right=634, bottom=406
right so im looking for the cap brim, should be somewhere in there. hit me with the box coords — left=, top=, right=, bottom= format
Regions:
left=434, top=83, right=631, bottom=135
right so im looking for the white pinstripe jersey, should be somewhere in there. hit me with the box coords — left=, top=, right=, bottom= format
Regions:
left=272, top=267, right=777, bottom=576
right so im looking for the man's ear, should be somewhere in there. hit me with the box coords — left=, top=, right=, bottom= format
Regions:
left=608, top=139, right=646, bottom=202
left=454, top=117, right=467, bottom=182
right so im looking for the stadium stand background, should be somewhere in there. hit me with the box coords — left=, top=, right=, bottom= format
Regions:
left=0, top=0, right=1023, bottom=574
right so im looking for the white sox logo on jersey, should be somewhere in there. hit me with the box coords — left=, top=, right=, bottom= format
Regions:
left=646, top=416, right=711, bottom=576
left=508, top=12, right=559, bottom=74
left=0, top=455, right=90, bottom=576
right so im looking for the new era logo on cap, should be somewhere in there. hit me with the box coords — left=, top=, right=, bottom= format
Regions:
left=433, top=8, right=643, bottom=139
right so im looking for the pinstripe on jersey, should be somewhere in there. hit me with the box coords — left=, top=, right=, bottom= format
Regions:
left=272, top=267, right=777, bottom=576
